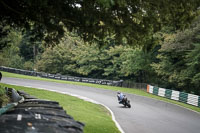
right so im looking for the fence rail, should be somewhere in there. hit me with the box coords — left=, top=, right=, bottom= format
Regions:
left=147, top=85, right=200, bottom=107
left=0, top=66, right=149, bottom=90
left=0, top=66, right=123, bottom=87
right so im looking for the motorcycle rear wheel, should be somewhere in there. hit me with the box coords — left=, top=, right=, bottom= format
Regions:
left=127, top=104, right=131, bottom=108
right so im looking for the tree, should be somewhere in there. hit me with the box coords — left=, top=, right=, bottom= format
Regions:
left=36, top=30, right=106, bottom=77
left=19, top=26, right=44, bottom=62
left=120, top=48, right=153, bottom=82
left=152, top=16, right=200, bottom=94
left=103, top=45, right=126, bottom=79
left=0, top=28, right=24, bottom=68
left=70, top=43, right=105, bottom=78
left=36, top=31, right=79, bottom=75
left=185, top=43, right=200, bottom=94
left=103, top=45, right=154, bottom=81
left=0, top=21, right=10, bottom=50
left=0, top=0, right=199, bottom=49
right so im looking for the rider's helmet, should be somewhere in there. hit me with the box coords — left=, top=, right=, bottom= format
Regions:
left=117, top=91, right=120, bottom=94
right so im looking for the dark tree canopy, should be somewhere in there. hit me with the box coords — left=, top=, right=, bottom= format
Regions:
left=0, top=0, right=200, bottom=48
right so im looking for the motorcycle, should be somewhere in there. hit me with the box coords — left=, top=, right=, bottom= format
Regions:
left=118, top=95, right=131, bottom=108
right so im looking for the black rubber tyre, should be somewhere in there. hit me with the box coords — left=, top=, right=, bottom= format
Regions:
left=0, top=89, right=84, bottom=133
left=127, top=100, right=131, bottom=108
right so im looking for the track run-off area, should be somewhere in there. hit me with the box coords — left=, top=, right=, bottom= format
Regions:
left=2, top=77, right=200, bottom=133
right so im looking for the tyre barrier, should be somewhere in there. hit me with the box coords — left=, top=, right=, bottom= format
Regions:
left=0, top=88, right=84, bottom=133
left=147, top=85, right=200, bottom=107
left=0, top=66, right=123, bottom=87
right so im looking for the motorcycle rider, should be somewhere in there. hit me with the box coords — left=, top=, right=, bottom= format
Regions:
left=117, top=91, right=125, bottom=104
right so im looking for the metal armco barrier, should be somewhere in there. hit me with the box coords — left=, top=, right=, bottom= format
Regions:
left=0, top=66, right=123, bottom=87
left=147, top=85, right=200, bottom=107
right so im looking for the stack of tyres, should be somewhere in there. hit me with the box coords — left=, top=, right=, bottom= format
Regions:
left=0, top=90, right=84, bottom=133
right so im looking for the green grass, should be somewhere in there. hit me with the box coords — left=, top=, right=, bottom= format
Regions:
left=2, top=71, right=200, bottom=112
left=0, top=85, right=10, bottom=107
left=0, top=83, right=120, bottom=133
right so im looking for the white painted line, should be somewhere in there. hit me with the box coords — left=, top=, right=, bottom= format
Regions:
left=6, top=83, right=125, bottom=133
left=17, top=114, right=22, bottom=121
left=42, top=88, right=125, bottom=133
left=35, top=114, right=41, bottom=119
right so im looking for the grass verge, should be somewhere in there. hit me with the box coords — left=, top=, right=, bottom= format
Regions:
left=0, top=85, right=10, bottom=107
left=0, top=82, right=120, bottom=133
left=2, top=71, right=200, bottom=112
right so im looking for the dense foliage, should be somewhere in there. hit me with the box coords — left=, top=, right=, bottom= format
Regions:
left=152, top=17, right=200, bottom=94
left=0, top=1, right=200, bottom=95
left=0, top=85, right=9, bottom=107
left=0, top=0, right=200, bottom=50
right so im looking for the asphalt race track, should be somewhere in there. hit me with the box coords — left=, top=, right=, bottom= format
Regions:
left=2, top=77, right=200, bottom=133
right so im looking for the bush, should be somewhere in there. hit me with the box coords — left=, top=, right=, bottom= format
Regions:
left=24, top=61, right=34, bottom=71
left=0, top=85, right=9, bottom=107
